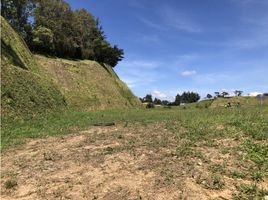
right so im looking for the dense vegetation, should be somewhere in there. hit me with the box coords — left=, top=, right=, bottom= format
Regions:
left=141, top=91, right=201, bottom=106
left=1, top=0, right=124, bottom=67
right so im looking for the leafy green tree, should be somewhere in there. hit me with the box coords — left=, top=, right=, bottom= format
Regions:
left=144, top=94, right=153, bottom=103
left=174, top=94, right=181, bottom=106
left=207, top=94, right=213, bottom=99
left=72, top=9, right=98, bottom=59
left=32, top=26, right=55, bottom=53
left=153, top=98, right=162, bottom=105
left=181, top=92, right=200, bottom=103
left=2, top=0, right=124, bottom=66
left=33, top=0, right=77, bottom=57
left=1, top=0, right=35, bottom=38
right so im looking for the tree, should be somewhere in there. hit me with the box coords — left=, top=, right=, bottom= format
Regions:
left=214, top=92, right=220, bottom=97
left=32, top=26, right=55, bottom=53
left=143, top=94, right=153, bottom=103
left=72, top=8, right=97, bottom=59
left=207, top=94, right=213, bottom=99
left=153, top=98, right=162, bottom=105
left=1, top=0, right=35, bottom=38
left=181, top=92, right=200, bottom=103
left=234, top=90, right=243, bottom=96
left=174, top=94, right=181, bottom=106
left=2, top=0, right=124, bottom=66
left=221, top=91, right=229, bottom=98
left=33, top=0, right=77, bottom=57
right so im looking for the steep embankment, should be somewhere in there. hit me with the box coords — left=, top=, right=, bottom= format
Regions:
left=1, top=16, right=66, bottom=119
left=1, top=16, right=141, bottom=119
left=36, top=55, right=141, bottom=110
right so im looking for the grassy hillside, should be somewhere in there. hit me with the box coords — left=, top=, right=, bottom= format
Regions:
left=210, top=96, right=267, bottom=108
left=35, top=55, right=141, bottom=110
left=1, top=16, right=141, bottom=119
left=1, top=16, right=66, bottom=119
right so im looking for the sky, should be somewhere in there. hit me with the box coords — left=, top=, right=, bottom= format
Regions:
left=66, top=0, right=268, bottom=100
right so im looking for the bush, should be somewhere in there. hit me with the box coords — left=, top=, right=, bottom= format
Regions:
left=146, top=102, right=155, bottom=109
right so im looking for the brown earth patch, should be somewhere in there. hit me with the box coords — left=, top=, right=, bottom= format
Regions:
left=1, top=122, right=267, bottom=199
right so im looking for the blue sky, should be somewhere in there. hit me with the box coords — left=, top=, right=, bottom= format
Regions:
left=66, top=0, right=268, bottom=100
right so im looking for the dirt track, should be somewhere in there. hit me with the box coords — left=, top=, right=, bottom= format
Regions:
left=1, top=123, right=267, bottom=199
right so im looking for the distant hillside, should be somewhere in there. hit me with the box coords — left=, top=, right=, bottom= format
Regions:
left=210, top=96, right=267, bottom=108
left=1, top=16, right=141, bottom=119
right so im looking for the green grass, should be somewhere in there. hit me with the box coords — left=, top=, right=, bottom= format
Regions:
left=2, top=106, right=267, bottom=150
left=2, top=105, right=268, bottom=198
left=36, top=55, right=142, bottom=111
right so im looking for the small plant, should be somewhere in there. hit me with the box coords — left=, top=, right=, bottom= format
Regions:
left=210, top=174, right=225, bottom=190
left=208, top=164, right=226, bottom=174
left=4, top=179, right=17, bottom=189
left=250, top=170, right=265, bottom=182
left=233, top=183, right=268, bottom=199
left=231, top=170, right=246, bottom=179
left=196, top=173, right=225, bottom=190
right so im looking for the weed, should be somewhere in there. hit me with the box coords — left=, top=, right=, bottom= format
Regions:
left=4, top=179, right=17, bottom=189
left=196, top=173, right=225, bottom=190
left=231, top=170, right=246, bottom=179
left=233, top=183, right=268, bottom=199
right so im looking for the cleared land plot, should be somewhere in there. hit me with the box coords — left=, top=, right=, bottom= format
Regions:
left=1, top=107, right=268, bottom=199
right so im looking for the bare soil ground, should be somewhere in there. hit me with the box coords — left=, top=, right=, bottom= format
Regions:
left=1, top=122, right=267, bottom=199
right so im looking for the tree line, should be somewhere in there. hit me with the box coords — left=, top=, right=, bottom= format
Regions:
left=140, top=91, right=200, bottom=106
left=1, top=0, right=124, bottom=67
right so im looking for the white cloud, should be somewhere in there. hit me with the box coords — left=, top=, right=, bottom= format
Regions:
left=138, top=16, right=167, bottom=31
left=115, top=59, right=163, bottom=89
left=161, top=6, right=201, bottom=33
left=137, top=6, right=201, bottom=33
left=152, top=90, right=168, bottom=99
left=122, top=60, right=161, bottom=69
left=181, top=70, right=197, bottom=76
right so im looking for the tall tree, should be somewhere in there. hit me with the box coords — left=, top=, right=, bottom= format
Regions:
left=33, top=0, right=77, bottom=57
left=154, top=98, right=162, bottom=105
left=174, top=94, right=181, bottom=106
left=143, top=94, right=153, bottom=103
left=181, top=92, right=200, bottom=103
left=1, top=0, right=35, bottom=38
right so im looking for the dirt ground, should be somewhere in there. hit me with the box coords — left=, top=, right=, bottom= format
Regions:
left=1, top=122, right=267, bottom=199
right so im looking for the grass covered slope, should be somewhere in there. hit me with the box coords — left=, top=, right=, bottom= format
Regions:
left=1, top=16, right=66, bottom=119
left=36, top=55, right=141, bottom=110
left=1, top=16, right=140, bottom=119
left=210, top=96, right=267, bottom=108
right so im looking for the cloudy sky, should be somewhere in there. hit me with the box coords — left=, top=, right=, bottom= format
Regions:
left=66, top=0, right=268, bottom=100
